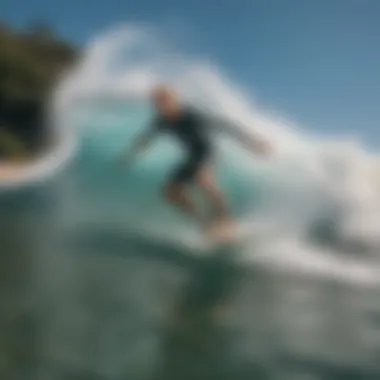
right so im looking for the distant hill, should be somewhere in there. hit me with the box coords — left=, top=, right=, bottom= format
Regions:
left=0, top=21, right=78, bottom=159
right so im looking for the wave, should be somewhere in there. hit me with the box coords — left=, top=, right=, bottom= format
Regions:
left=3, top=23, right=380, bottom=284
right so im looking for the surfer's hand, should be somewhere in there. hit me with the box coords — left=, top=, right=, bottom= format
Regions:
left=252, top=139, right=271, bottom=156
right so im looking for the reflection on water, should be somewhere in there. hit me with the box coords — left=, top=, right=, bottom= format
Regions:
left=1, top=182, right=380, bottom=380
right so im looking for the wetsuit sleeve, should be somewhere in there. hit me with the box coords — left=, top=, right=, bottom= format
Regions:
left=184, top=107, right=254, bottom=146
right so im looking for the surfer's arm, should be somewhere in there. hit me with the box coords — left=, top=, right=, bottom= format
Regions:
left=117, top=127, right=159, bottom=166
left=208, top=115, right=272, bottom=156
left=231, top=126, right=271, bottom=156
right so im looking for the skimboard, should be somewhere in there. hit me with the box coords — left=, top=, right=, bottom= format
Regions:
left=175, top=220, right=250, bottom=251
left=203, top=219, right=251, bottom=246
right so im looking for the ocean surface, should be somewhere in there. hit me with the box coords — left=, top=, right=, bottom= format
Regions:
left=1, top=25, right=380, bottom=379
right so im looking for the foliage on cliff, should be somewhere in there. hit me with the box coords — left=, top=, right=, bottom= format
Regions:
left=0, top=21, right=78, bottom=159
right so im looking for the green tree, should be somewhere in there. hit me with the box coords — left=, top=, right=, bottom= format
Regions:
left=0, top=22, right=77, bottom=159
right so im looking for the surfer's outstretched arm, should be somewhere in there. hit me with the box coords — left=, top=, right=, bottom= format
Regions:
left=209, top=116, right=272, bottom=156
left=117, top=128, right=158, bottom=166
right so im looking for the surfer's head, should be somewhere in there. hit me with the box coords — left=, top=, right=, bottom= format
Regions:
left=151, top=85, right=181, bottom=117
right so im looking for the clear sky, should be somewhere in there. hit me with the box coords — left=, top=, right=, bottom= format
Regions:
left=2, top=0, right=380, bottom=144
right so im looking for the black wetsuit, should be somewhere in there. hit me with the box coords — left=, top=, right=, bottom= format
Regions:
left=152, top=107, right=213, bottom=184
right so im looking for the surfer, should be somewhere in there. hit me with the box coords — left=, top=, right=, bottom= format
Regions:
left=118, top=85, right=271, bottom=236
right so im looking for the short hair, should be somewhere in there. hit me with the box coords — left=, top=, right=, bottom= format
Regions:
left=151, top=84, right=177, bottom=100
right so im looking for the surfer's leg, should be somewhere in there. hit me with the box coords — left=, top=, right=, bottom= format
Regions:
left=195, top=167, right=230, bottom=221
left=163, top=182, right=198, bottom=217
left=163, top=161, right=203, bottom=222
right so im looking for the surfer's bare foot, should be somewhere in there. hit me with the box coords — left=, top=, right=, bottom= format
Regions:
left=214, top=216, right=237, bottom=230
left=202, top=216, right=236, bottom=240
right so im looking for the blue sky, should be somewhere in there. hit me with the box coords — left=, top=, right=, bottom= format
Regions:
left=2, top=0, right=380, bottom=145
